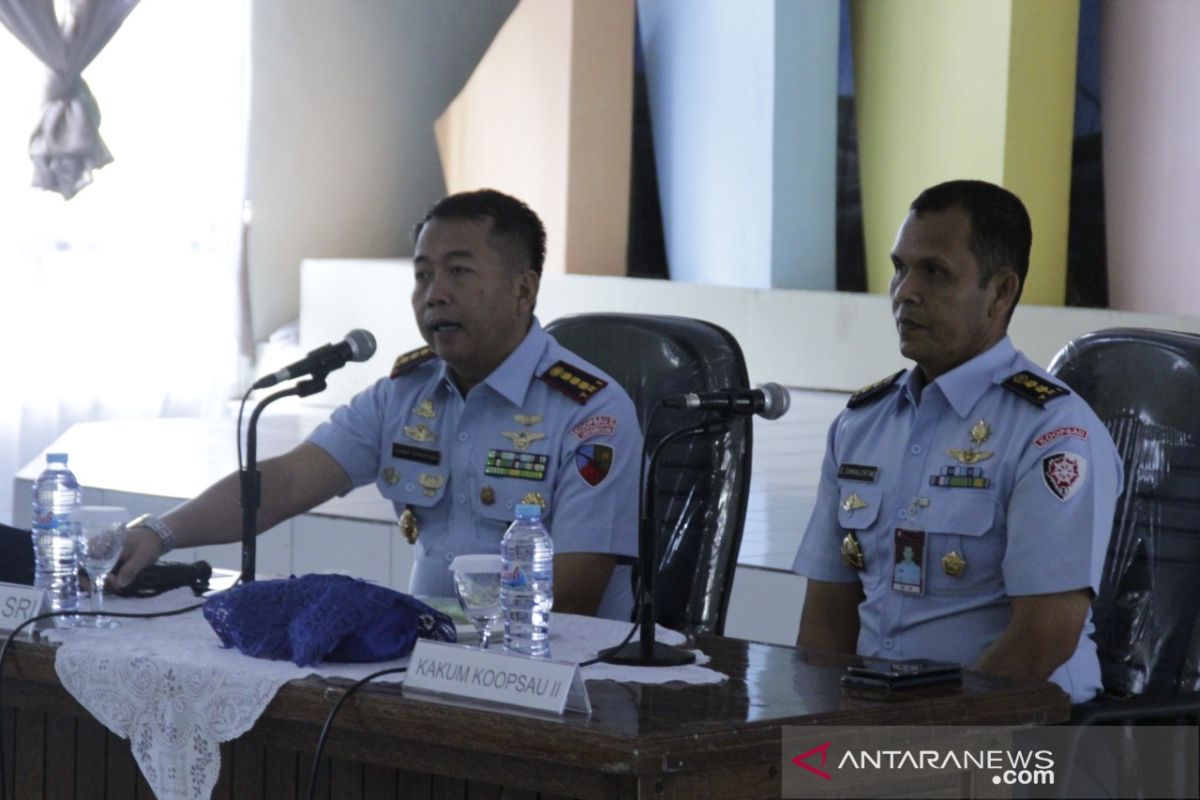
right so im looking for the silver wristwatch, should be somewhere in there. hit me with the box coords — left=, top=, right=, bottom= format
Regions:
left=129, top=513, right=176, bottom=555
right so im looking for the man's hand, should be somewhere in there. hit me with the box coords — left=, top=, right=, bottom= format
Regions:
left=112, top=525, right=165, bottom=591
left=797, top=579, right=864, bottom=653
left=973, top=589, right=1092, bottom=682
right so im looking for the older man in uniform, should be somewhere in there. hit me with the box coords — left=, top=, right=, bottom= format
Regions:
left=116, top=189, right=640, bottom=619
left=793, top=180, right=1122, bottom=703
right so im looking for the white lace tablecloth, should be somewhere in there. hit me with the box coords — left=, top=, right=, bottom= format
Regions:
left=45, top=588, right=724, bottom=800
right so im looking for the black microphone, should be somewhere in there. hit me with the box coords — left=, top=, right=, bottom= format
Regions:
left=663, top=382, right=791, bottom=420
left=252, top=329, right=377, bottom=389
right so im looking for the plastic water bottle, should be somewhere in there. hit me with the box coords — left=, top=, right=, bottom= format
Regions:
left=31, top=453, right=81, bottom=626
left=500, top=503, right=554, bottom=657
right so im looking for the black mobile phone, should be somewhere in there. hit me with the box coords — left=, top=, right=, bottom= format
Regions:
left=841, top=658, right=962, bottom=690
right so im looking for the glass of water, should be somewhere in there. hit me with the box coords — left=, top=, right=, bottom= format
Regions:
left=74, top=506, right=129, bottom=628
left=450, top=554, right=502, bottom=649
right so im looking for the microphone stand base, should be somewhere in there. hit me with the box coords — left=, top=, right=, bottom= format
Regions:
left=598, top=639, right=696, bottom=667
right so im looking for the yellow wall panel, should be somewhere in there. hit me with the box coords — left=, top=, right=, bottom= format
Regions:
left=854, top=0, right=1076, bottom=305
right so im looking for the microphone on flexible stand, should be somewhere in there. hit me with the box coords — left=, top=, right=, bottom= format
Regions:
left=601, top=383, right=791, bottom=667
left=240, top=329, right=376, bottom=583
left=663, top=383, right=791, bottom=420
left=252, top=329, right=377, bottom=389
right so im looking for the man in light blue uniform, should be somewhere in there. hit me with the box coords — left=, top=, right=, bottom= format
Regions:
left=306, top=315, right=640, bottom=619
left=116, top=190, right=640, bottom=620
left=793, top=180, right=1122, bottom=703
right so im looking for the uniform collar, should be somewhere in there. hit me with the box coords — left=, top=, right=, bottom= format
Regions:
left=902, top=336, right=1020, bottom=418
left=434, top=316, right=548, bottom=406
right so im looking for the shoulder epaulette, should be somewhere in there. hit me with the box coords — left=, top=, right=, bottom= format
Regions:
left=846, top=370, right=905, bottom=409
left=539, top=360, right=607, bottom=405
left=1001, top=370, right=1070, bottom=406
left=390, top=346, right=436, bottom=379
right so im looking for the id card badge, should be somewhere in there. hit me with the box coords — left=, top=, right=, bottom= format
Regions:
left=892, top=528, right=926, bottom=595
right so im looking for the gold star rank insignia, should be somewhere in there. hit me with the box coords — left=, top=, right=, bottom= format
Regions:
left=381, top=467, right=400, bottom=486
left=501, top=430, right=546, bottom=451
left=480, top=485, right=496, bottom=506
left=412, top=400, right=436, bottom=419
left=514, top=413, right=543, bottom=426
left=942, top=551, right=967, bottom=577
left=418, top=473, right=444, bottom=497
left=404, top=424, right=437, bottom=443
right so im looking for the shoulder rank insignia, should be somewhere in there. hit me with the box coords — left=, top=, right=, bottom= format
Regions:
left=390, top=346, right=436, bottom=379
left=846, top=370, right=905, bottom=409
left=539, top=360, right=607, bottom=405
left=1002, top=371, right=1070, bottom=407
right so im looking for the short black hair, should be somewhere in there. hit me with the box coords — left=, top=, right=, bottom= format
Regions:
left=910, top=179, right=1032, bottom=304
left=412, top=189, right=547, bottom=275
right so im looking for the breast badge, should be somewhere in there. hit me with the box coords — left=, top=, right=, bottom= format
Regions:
left=942, top=550, right=967, bottom=577
left=841, top=532, right=865, bottom=570
left=399, top=507, right=419, bottom=544
left=841, top=492, right=868, bottom=513
left=418, top=473, right=444, bottom=497
left=500, top=430, right=546, bottom=451
left=404, top=424, right=437, bottom=443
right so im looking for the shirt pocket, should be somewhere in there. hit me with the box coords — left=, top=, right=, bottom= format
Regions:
left=921, top=493, right=1002, bottom=596
left=837, top=483, right=884, bottom=531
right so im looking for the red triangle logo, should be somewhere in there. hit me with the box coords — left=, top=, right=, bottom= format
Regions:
left=791, top=741, right=832, bottom=780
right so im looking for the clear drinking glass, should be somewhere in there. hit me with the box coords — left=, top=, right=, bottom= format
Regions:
left=450, top=554, right=502, bottom=649
left=73, top=506, right=129, bottom=629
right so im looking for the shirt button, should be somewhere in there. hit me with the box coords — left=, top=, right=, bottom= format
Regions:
left=445, top=553, right=455, bottom=563
left=882, top=638, right=894, bottom=650
left=910, top=444, right=922, bottom=455
left=458, top=432, right=469, bottom=442
left=898, top=509, right=908, bottom=520
left=405, top=482, right=415, bottom=492
left=456, top=494, right=466, bottom=505
left=505, top=500, right=515, bottom=510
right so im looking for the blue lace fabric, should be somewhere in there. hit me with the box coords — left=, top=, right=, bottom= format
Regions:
left=202, top=573, right=457, bottom=666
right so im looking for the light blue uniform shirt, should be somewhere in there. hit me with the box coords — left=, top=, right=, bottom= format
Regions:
left=308, top=318, right=641, bottom=620
left=793, top=336, right=1122, bottom=702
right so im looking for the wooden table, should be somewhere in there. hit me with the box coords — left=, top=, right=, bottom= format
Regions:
left=1, top=634, right=1069, bottom=799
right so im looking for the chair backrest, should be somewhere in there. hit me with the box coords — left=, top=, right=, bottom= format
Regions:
left=1049, top=327, right=1200, bottom=696
left=544, top=313, right=753, bottom=636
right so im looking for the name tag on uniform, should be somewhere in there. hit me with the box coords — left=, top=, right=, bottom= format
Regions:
left=392, top=443, right=441, bottom=465
left=891, top=529, right=927, bottom=596
left=838, top=463, right=879, bottom=483
left=0, top=582, right=50, bottom=633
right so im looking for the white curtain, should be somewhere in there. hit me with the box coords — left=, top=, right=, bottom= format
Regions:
left=0, top=0, right=140, bottom=199
left=0, top=0, right=249, bottom=522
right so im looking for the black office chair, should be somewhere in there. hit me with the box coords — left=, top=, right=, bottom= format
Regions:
left=544, top=313, right=753, bottom=636
left=1048, top=327, right=1200, bottom=723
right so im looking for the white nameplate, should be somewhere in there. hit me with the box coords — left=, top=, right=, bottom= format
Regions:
left=405, top=640, right=591, bottom=715
left=0, top=581, right=50, bottom=634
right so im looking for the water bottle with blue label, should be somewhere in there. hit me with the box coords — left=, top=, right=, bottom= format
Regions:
left=31, top=452, right=81, bottom=626
left=500, top=503, right=553, bottom=657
